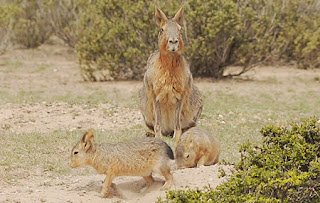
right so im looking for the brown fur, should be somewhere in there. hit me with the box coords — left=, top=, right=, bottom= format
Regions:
left=139, top=6, right=203, bottom=144
left=175, top=127, right=220, bottom=169
left=70, top=130, right=174, bottom=198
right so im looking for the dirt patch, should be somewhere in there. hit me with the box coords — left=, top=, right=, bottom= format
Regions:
left=0, top=165, right=233, bottom=203
left=0, top=102, right=142, bottom=134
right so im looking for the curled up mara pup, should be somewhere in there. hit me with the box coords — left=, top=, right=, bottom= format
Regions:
left=70, top=130, right=174, bottom=198
left=139, top=7, right=203, bottom=143
left=175, top=127, right=220, bottom=169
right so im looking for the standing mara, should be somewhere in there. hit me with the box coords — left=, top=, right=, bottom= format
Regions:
left=139, top=6, right=203, bottom=143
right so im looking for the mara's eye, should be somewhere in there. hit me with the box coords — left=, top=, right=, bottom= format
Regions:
left=186, top=154, right=190, bottom=159
left=74, top=151, right=78, bottom=155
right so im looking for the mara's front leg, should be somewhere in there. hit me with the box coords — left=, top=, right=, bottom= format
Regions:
left=174, top=97, right=183, bottom=144
left=100, top=174, right=115, bottom=198
left=154, top=100, right=164, bottom=138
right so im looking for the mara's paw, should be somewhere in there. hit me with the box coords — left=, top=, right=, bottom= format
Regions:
left=100, top=192, right=113, bottom=198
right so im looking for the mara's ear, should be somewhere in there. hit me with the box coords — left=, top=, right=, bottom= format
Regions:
left=155, top=6, right=168, bottom=27
left=80, top=130, right=94, bottom=151
left=172, top=7, right=184, bottom=25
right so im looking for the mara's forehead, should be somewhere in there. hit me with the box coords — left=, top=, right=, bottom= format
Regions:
left=164, top=20, right=180, bottom=33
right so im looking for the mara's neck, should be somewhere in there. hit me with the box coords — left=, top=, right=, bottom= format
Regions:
left=158, top=52, right=183, bottom=70
left=86, top=146, right=98, bottom=167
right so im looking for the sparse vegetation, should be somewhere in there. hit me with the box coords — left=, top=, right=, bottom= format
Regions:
left=11, top=0, right=52, bottom=48
left=0, top=3, right=18, bottom=54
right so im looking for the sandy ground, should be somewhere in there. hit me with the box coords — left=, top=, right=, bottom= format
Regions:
left=0, top=43, right=238, bottom=203
left=0, top=165, right=233, bottom=203
left=0, top=102, right=142, bottom=134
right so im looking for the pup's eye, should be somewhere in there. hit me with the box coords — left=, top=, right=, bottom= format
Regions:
left=159, top=28, right=164, bottom=33
left=74, top=151, right=78, bottom=155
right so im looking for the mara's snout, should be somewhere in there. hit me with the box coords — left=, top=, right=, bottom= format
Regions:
left=168, top=38, right=179, bottom=52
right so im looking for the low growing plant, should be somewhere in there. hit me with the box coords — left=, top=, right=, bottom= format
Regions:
left=158, top=117, right=320, bottom=202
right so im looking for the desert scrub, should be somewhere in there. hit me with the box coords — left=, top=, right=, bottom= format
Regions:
left=158, top=117, right=320, bottom=202
left=75, top=0, right=182, bottom=81
left=11, top=0, right=52, bottom=48
left=186, top=0, right=320, bottom=79
left=45, top=0, right=85, bottom=48
left=0, top=4, right=19, bottom=54
left=76, top=0, right=320, bottom=80
left=2, top=0, right=319, bottom=78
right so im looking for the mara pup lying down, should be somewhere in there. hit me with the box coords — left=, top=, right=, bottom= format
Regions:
left=175, top=127, right=220, bottom=169
left=71, top=130, right=174, bottom=198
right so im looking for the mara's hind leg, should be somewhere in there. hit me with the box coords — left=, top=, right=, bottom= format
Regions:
left=145, top=131, right=155, bottom=137
left=145, top=122, right=155, bottom=137
left=154, top=100, right=164, bottom=138
left=145, top=122, right=154, bottom=131
left=193, top=105, right=203, bottom=123
left=174, top=98, right=183, bottom=144
left=160, top=166, right=173, bottom=190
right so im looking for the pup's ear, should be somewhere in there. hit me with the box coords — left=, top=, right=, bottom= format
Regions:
left=186, top=130, right=193, bottom=144
left=81, top=130, right=94, bottom=151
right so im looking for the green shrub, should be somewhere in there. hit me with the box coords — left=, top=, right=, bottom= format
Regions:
left=76, top=0, right=152, bottom=81
left=258, top=0, right=320, bottom=69
left=292, top=16, right=320, bottom=69
left=2, top=0, right=319, bottom=78
left=76, top=0, right=320, bottom=80
left=0, top=4, right=19, bottom=54
left=158, top=117, right=320, bottom=202
left=11, top=0, right=52, bottom=48
left=185, top=0, right=239, bottom=79
left=45, top=0, right=84, bottom=48
left=186, top=0, right=320, bottom=79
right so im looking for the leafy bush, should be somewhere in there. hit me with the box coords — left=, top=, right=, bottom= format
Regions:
left=45, top=0, right=84, bottom=48
left=11, top=0, right=52, bottom=48
left=75, top=0, right=156, bottom=81
left=186, top=0, right=320, bottom=79
left=158, top=117, right=320, bottom=202
left=185, top=0, right=240, bottom=79
left=76, top=0, right=319, bottom=80
left=1, top=0, right=319, bottom=79
left=0, top=4, right=18, bottom=54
